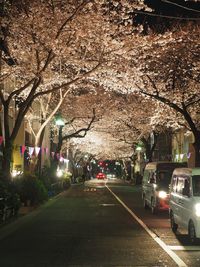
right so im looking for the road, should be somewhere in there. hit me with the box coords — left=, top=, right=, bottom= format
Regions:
left=0, top=180, right=199, bottom=267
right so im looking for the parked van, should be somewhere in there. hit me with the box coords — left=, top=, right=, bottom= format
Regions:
left=142, top=161, right=187, bottom=214
left=169, top=168, right=200, bottom=244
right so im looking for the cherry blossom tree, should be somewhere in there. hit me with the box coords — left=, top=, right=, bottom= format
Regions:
left=0, top=0, right=119, bottom=178
left=94, top=92, right=168, bottom=162
left=55, top=108, right=97, bottom=155
left=1, top=0, right=199, bottom=179
left=135, top=24, right=200, bottom=166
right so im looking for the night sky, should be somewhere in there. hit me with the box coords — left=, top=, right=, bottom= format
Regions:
left=145, top=0, right=200, bottom=15
left=134, top=0, right=200, bottom=33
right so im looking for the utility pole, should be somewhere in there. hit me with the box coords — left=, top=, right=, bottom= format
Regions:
left=0, top=0, right=5, bottom=147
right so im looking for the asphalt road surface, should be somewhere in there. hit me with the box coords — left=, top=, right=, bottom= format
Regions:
left=0, top=180, right=199, bottom=267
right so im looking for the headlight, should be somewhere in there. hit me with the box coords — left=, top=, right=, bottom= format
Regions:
left=195, top=203, right=200, bottom=217
left=158, top=190, right=167, bottom=199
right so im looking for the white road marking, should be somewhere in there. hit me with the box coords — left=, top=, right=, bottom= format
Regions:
left=99, top=203, right=116, bottom=206
left=169, top=245, right=200, bottom=251
left=84, top=188, right=97, bottom=192
left=106, top=185, right=188, bottom=267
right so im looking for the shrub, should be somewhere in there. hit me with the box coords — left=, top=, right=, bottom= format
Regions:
left=14, top=173, right=48, bottom=206
left=40, top=165, right=57, bottom=190
left=63, top=171, right=72, bottom=180
left=0, top=180, right=21, bottom=219
left=41, top=165, right=63, bottom=196
left=75, top=176, right=84, bottom=183
left=62, top=171, right=71, bottom=189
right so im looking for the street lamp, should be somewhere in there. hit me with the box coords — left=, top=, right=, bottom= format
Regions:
left=136, top=144, right=143, bottom=152
left=55, top=113, right=65, bottom=127
left=54, top=112, right=65, bottom=155
left=54, top=113, right=65, bottom=177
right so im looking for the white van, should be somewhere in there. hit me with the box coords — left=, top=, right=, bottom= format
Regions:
left=169, top=168, right=200, bottom=244
left=142, top=162, right=187, bottom=214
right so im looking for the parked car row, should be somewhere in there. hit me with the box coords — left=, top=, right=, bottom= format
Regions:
left=95, top=172, right=117, bottom=180
left=142, top=161, right=200, bottom=244
left=169, top=167, right=200, bottom=244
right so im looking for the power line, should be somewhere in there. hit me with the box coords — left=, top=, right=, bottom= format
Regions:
left=161, top=0, right=200, bottom=14
left=134, top=10, right=200, bottom=20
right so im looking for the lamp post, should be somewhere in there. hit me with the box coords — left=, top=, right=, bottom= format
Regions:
left=54, top=113, right=65, bottom=178
left=54, top=113, right=65, bottom=154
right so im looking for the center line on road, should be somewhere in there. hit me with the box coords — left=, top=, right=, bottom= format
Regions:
left=106, top=185, right=188, bottom=267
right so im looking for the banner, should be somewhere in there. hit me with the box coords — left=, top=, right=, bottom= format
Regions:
left=35, top=147, right=40, bottom=156
left=28, top=147, right=34, bottom=156
left=22, top=145, right=26, bottom=154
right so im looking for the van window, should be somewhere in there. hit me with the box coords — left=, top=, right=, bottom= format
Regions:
left=143, top=170, right=150, bottom=183
left=192, top=175, right=200, bottom=196
left=177, top=177, right=185, bottom=194
left=183, top=178, right=190, bottom=196
left=157, top=170, right=173, bottom=187
left=149, top=172, right=156, bottom=183
left=176, top=177, right=190, bottom=195
left=171, top=176, right=178, bottom=193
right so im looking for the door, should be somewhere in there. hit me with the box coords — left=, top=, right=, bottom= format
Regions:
left=178, top=176, right=191, bottom=229
left=170, top=175, right=179, bottom=222
left=175, top=176, right=189, bottom=227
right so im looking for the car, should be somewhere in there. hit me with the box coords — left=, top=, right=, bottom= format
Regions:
left=169, top=167, right=200, bottom=244
left=106, top=173, right=116, bottom=179
left=96, top=172, right=106, bottom=179
left=142, top=161, right=187, bottom=214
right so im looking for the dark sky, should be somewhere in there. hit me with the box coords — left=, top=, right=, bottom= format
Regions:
left=134, top=0, right=200, bottom=33
left=145, top=0, right=200, bottom=16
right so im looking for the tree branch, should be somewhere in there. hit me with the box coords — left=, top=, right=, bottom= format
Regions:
left=136, top=83, right=199, bottom=138
left=7, top=78, right=35, bottom=103
left=62, top=108, right=96, bottom=141
left=32, top=60, right=103, bottom=100
left=55, top=0, right=91, bottom=39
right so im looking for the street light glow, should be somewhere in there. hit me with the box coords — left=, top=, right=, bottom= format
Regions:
left=55, top=113, right=65, bottom=126
left=57, top=169, right=63, bottom=177
left=55, top=118, right=65, bottom=126
left=136, top=146, right=142, bottom=151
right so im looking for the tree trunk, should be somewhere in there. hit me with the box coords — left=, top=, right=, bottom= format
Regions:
left=53, top=125, right=63, bottom=170
left=71, top=164, right=76, bottom=183
left=0, top=102, right=13, bottom=180
left=193, top=141, right=200, bottom=167
left=142, top=133, right=158, bottom=163
left=2, top=140, right=13, bottom=180
left=145, top=142, right=152, bottom=162
left=35, top=126, right=46, bottom=177
left=56, top=126, right=63, bottom=155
